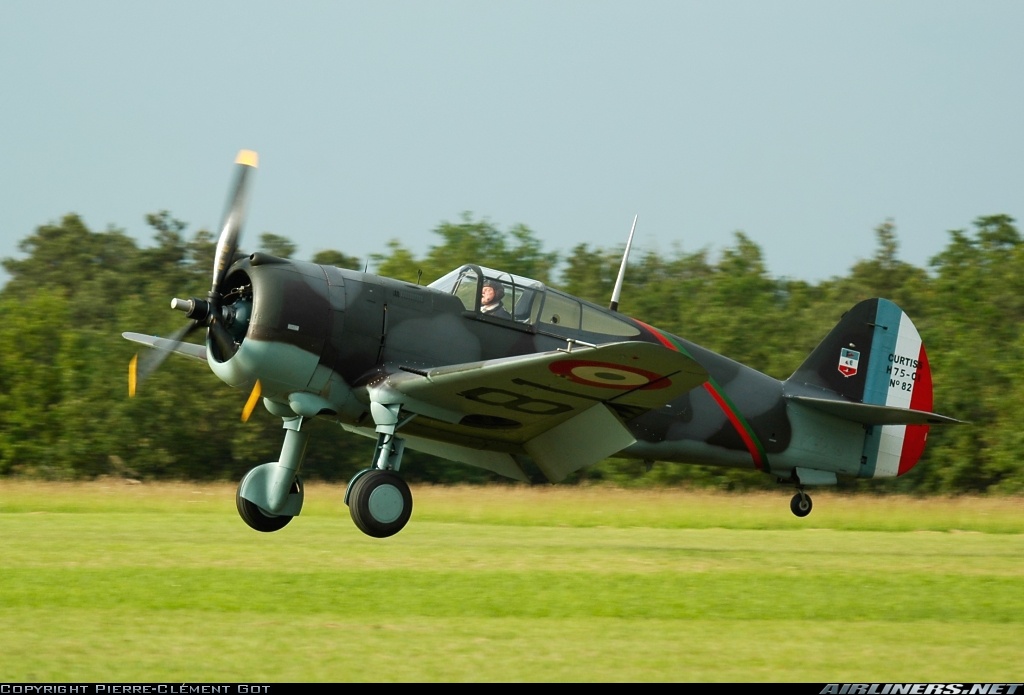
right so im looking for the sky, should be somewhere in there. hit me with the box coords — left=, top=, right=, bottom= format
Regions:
left=2, top=1, right=1022, bottom=288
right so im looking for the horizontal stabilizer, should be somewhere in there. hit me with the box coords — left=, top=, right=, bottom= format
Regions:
left=122, top=332, right=207, bottom=362
left=787, top=395, right=963, bottom=426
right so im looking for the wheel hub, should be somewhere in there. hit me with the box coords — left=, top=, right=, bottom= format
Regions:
left=367, top=484, right=405, bottom=523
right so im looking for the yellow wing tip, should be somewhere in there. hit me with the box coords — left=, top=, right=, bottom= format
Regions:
left=235, top=149, right=259, bottom=168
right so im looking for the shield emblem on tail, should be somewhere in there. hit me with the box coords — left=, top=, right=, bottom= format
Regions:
left=838, top=348, right=860, bottom=377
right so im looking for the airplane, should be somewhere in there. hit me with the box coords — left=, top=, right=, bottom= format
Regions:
left=124, top=150, right=963, bottom=538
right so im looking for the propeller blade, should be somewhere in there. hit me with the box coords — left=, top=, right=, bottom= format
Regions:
left=208, top=316, right=238, bottom=361
left=128, top=354, right=138, bottom=397
left=127, top=321, right=200, bottom=396
left=127, top=150, right=258, bottom=398
left=211, top=149, right=259, bottom=296
left=242, top=380, right=262, bottom=422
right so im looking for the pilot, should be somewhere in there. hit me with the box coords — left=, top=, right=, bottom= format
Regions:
left=481, top=280, right=512, bottom=320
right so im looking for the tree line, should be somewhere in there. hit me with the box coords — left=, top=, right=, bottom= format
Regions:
left=0, top=210, right=1019, bottom=494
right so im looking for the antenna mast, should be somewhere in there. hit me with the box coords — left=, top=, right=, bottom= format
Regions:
left=608, top=214, right=637, bottom=312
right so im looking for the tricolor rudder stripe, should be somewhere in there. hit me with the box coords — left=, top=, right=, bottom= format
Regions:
left=860, top=299, right=933, bottom=478
left=861, top=299, right=929, bottom=410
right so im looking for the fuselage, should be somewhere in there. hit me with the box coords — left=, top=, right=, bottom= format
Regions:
left=206, top=256, right=799, bottom=480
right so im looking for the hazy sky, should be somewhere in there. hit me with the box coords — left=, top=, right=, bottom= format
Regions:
left=2, top=1, right=1022, bottom=288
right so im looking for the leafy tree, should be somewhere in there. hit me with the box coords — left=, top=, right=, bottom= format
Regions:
left=561, top=243, right=621, bottom=305
left=0, top=291, right=71, bottom=475
left=373, top=213, right=558, bottom=286
left=311, top=249, right=362, bottom=270
left=372, top=240, right=424, bottom=284
left=669, top=231, right=788, bottom=374
left=258, top=233, right=297, bottom=259
left=921, top=215, right=1024, bottom=492
left=838, top=220, right=932, bottom=316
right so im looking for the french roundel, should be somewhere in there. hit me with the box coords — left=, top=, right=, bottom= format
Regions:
left=549, top=359, right=671, bottom=390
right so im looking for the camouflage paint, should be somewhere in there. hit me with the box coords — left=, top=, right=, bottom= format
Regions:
left=633, top=319, right=769, bottom=471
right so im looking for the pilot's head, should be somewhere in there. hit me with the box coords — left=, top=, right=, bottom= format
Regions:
left=482, top=280, right=505, bottom=304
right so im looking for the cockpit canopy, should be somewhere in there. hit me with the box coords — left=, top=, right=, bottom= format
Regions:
left=428, top=264, right=641, bottom=338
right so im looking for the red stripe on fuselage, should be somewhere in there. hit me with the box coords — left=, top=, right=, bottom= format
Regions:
left=634, top=319, right=765, bottom=470
left=642, top=322, right=677, bottom=351
left=702, top=382, right=765, bottom=470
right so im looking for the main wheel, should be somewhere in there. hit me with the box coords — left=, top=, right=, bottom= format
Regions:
left=349, top=469, right=413, bottom=538
left=790, top=491, right=813, bottom=518
left=235, top=479, right=299, bottom=532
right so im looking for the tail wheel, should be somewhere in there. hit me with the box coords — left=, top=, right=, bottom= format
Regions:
left=349, top=470, right=413, bottom=538
left=790, top=491, right=813, bottom=518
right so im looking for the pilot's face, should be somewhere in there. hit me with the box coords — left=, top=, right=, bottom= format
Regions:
left=481, top=286, right=496, bottom=304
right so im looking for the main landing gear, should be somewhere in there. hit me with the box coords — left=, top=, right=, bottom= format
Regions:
left=236, top=477, right=303, bottom=532
left=233, top=401, right=415, bottom=538
left=347, top=468, right=412, bottom=538
left=345, top=403, right=414, bottom=538
left=236, top=415, right=309, bottom=533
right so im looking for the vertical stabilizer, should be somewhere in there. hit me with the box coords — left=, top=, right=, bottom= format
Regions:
left=785, top=298, right=937, bottom=477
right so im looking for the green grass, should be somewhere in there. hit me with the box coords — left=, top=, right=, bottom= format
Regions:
left=1, top=481, right=1022, bottom=682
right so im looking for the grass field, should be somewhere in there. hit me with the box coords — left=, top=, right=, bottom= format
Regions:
left=1, top=480, right=1022, bottom=682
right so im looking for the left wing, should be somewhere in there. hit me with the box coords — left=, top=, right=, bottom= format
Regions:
left=370, top=341, right=708, bottom=481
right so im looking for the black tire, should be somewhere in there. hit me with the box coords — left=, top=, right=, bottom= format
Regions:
left=790, top=492, right=813, bottom=518
left=349, top=469, right=413, bottom=538
left=235, top=479, right=298, bottom=532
